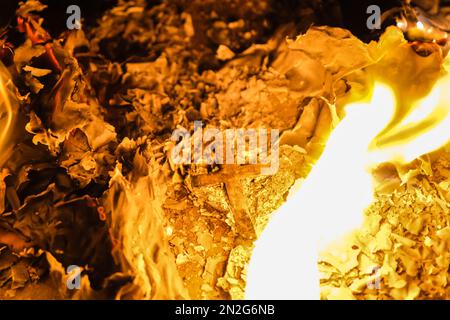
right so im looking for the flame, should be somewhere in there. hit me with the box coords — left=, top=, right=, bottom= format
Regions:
left=246, top=57, right=450, bottom=299
left=371, top=72, right=450, bottom=163
left=0, top=62, right=16, bottom=166
left=245, top=84, right=395, bottom=299
left=104, top=162, right=189, bottom=300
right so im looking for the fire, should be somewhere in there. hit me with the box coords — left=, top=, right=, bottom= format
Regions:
left=371, top=72, right=450, bottom=163
left=104, top=162, right=190, bottom=299
left=246, top=57, right=450, bottom=299
left=0, top=62, right=16, bottom=166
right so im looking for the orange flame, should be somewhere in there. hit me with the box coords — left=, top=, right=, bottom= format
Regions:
left=0, top=62, right=15, bottom=166
left=104, top=162, right=190, bottom=300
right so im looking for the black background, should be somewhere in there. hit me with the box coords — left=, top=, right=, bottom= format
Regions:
left=1, top=0, right=402, bottom=40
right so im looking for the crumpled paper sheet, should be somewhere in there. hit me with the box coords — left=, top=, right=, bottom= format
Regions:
left=320, top=150, right=450, bottom=300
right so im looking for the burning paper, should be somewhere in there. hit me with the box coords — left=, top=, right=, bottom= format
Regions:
left=0, top=0, right=449, bottom=301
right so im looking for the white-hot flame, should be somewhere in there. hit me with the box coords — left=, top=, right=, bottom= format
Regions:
left=370, top=74, right=450, bottom=163
left=246, top=84, right=396, bottom=299
left=246, top=58, right=450, bottom=299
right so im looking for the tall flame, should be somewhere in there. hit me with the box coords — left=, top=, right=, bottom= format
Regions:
left=246, top=56, right=450, bottom=299
left=245, top=84, right=396, bottom=299
left=105, top=162, right=190, bottom=300
left=0, top=62, right=15, bottom=166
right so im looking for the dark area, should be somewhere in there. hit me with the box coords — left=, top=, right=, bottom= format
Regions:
left=1, top=0, right=117, bottom=34
left=1, top=0, right=403, bottom=44
left=338, top=0, right=401, bottom=41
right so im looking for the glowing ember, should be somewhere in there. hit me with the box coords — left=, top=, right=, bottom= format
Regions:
left=396, top=6, right=449, bottom=45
